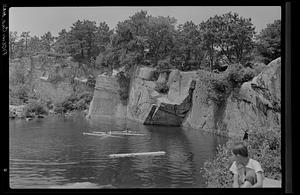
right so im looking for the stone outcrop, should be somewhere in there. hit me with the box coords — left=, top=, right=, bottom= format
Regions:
left=87, top=75, right=127, bottom=119
left=224, top=58, right=281, bottom=137
left=183, top=58, right=281, bottom=137
left=126, top=67, right=157, bottom=123
left=127, top=67, right=197, bottom=126
left=90, top=66, right=197, bottom=126
left=88, top=57, right=281, bottom=137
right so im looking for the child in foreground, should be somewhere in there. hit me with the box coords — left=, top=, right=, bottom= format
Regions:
left=229, top=142, right=264, bottom=188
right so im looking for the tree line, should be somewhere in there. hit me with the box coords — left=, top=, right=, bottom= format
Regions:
left=9, top=11, right=281, bottom=73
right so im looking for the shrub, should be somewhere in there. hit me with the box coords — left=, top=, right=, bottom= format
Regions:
left=24, top=99, right=48, bottom=117
left=200, top=71, right=230, bottom=106
left=53, top=91, right=93, bottom=114
left=53, top=102, right=64, bottom=114
left=200, top=64, right=256, bottom=106
left=9, top=62, right=27, bottom=85
left=225, top=63, right=256, bottom=88
left=247, top=127, right=281, bottom=180
left=202, top=128, right=281, bottom=188
left=116, top=71, right=130, bottom=105
left=202, top=141, right=234, bottom=188
left=155, top=82, right=169, bottom=94
left=151, top=70, right=160, bottom=81
left=10, top=84, right=30, bottom=104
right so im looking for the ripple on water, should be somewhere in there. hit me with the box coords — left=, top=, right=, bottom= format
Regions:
left=9, top=117, right=227, bottom=188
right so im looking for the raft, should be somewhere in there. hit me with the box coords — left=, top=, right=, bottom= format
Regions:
left=109, top=151, right=166, bottom=158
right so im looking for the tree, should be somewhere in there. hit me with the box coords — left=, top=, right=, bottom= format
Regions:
left=53, top=29, right=69, bottom=54
left=106, top=10, right=150, bottom=71
left=200, top=12, right=256, bottom=70
left=41, top=31, right=55, bottom=52
left=9, top=31, right=18, bottom=59
left=146, top=16, right=177, bottom=67
left=175, top=21, right=203, bottom=70
left=28, top=36, right=42, bottom=54
left=20, top=31, right=30, bottom=51
left=68, top=20, right=98, bottom=62
left=199, top=18, right=218, bottom=71
left=95, top=22, right=113, bottom=52
left=256, top=19, right=281, bottom=64
left=215, top=12, right=255, bottom=64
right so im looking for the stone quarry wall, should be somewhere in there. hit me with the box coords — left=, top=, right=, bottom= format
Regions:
left=183, top=58, right=281, bottom=137
left=30, top=54, right=74, bottom=103
left=88, top=57, right=281, bottom=137
left=9, top=55, right=74, bottom=104
left=87, top=75, right=127, bottom=119
left=126, top=66, right=157, bottom=123
left=126, top=67, right=197, bottom=126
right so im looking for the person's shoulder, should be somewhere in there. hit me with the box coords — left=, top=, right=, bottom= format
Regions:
left=229, top=161, right=238, bottom=174
left=230, top=160, right=237, bottom=167
left=248, top=158, right=263, bottom=171
left=249, top=158, right=261, bottom=165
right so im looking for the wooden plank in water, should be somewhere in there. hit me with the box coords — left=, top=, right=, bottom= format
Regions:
left=109, top=151, right=166, bottom=158
left=91, top=131, right=106, bottom=134
left=83, top=132, right=123, bottom=138
left=92, top=131, right=146, bottom=136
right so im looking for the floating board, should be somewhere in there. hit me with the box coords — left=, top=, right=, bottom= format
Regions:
left=92, top=131, right=146, bottom=136
left=83, top=132, right=123, bottom=138
left=91, top=131, right=106, bottom=134
left=109, top=151, right=166, bottom=158
left=40, top=76, right=49, bottom=81
left=74, top=77, right=88, bottom=83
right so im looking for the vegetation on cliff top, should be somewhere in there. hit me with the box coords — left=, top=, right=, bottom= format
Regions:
left=200, top=63, right=256, bottom=106
left=9, top=11, right=280, bottom=74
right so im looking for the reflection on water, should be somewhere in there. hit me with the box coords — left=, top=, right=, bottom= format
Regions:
left=9, top=114, right=227, bottom=188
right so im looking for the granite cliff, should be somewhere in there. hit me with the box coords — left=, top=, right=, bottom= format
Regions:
left=88, top=58, right=281, bottom=137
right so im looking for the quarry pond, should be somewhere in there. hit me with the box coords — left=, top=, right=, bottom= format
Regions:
left=9, top=113, right=227, bottom=188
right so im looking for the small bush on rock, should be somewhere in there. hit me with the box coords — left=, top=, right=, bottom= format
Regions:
left=225, top=63, right=256, bottom=88
left=53, top=91, right=93, bottom=114
left=155, top=82, right=169, bottom=94
left=116, top=71, right=130, bottom=105
left=24, top=99, right=48, bottom=117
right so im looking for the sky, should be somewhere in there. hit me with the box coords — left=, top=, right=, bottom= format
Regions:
left=9, top=6, right=281, bottom=38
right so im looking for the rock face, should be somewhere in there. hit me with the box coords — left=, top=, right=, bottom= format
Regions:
left=88, top=58, right=281, bottom=137
left=126, top=67, right=157, bottom=123
left=87, top=75, right=127, bottom=119
left=127, top=67, right=197, bottom=126
left=224, top=58, right=281, bottom=137
left=90, top=66, right=197, bottom=126
left=183, top=58, right=281, bottom=137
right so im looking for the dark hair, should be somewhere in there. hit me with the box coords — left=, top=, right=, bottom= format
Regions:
left=232, top=142, right=248, bottom=157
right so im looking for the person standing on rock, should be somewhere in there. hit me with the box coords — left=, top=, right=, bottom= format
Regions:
left=229, top=142, right=264, bottom=188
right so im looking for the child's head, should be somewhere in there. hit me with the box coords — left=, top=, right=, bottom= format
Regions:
left=232, top=142, right=249, bottom=166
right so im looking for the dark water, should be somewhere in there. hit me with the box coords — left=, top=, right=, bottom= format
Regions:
left=9, top=114, right=227, bottom=189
